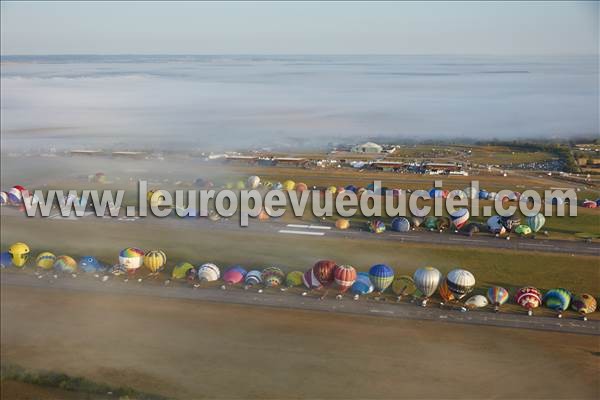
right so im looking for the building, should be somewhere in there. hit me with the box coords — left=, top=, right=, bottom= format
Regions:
left=370, top=161, right=408, bottom=172
left=422, top=162, right=463, bottom=174
left=351, top=142, right=383, bottom=153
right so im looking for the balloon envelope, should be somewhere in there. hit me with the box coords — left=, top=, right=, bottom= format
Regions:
left=391, top=275, right=416, bottom=296
left=334, top=265, right=357, bottom=293
left=1, top=251, right=13, bottom=268
left=223, top=266, right=247, bottom=284
left=487, top=286, right=509, bottom=305
left=391, top=217, right=410, bottom=232
left=368, top=220, right=386, bottom=234
left=261, top=267, right=285, bottom=287
left=351, top=272, right=374, bottom=295
left=54, top=255, right=77, bottom=273
left=515, top=287, right=542, bottom=310
left=172, top=262, right=195, bottom=280
left=8, top=242, right=30, bottom=267
left=285, top=271, right=303, bottom=287
left=446, top=269, right=476, bottom=299
left=571, top=294, right=597, bottom=314
left=465, top=295, right=489, bottom=309
left=449, top=208, right=470, bottom=229
left=144, top=250, right=167, bottom=273
left=413, top=267, right=442, bottom=297
left=119, top=248, right=145, bottom=271
left=526, top=213, right=546, bottom=233
left=335, top=219, right=350, bottom=230
left=368, top=264, right=394, bottom=292
left=197, top=263, right=220, bottom=282
left=543, top=288, right=572, bottom=311
left=311, top=260, right=337, bottom=286
left=35, top=252, right=56, bottom=270
left=79, top=256, right=103, bottom=273
left=245, top=270, right=263, bottom=286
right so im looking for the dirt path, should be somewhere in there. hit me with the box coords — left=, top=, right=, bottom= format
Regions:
left=2, top=286, right=599, bottom=399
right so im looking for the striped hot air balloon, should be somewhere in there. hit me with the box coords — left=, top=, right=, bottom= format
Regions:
left=571, top=294, right=597, bottom=319
left=368, top=220, right=386, bottom=234
left=144, top=250, right=167, bottom=273
left=413, top=267, right=442, bottom=305
left=35, top=252, right=56, bottom=270
left=285, top=271, right=303, bottom=287
left=302, top=268, right=322, bottom=289
left=351, top=272, right=374, bottom=295
left=197, top=263, right=220, bottom=282
left=449, top=208, right=470, bottom=230
left=544, top=288, right=572, bottom=317
left=0, top=191, right=8, bottom=205
left=119, top=248, right=145, bottom=273
left=261, top=267, right=285, bottom=287
left=487, top=286, right=509, bottom=312
left=7, top=187, right=23, bottom=204
left=515, top=287, right=542, bottom=316
left=312, top=260, right=337, bottom=286
left=54, top=255, right=77, bottom=273
left=244, top=270, right=263, bottom=287
left=368, top=264, right=394, bottom=293
left=525, top=213, right=546, bottom=233
left=334, top=265, right=357, bottom=293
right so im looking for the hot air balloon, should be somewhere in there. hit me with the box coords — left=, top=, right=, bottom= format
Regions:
left=368, top=264, right=394, bottom=294
left=501, top=213, right=521, bottom=231
left=448, top=189, right=467, bottom=200
left=514, top=287, right=542, bottom=316
left=302, top=268, right=320, bottom=289
left=368, top=220, right=386, bottom=234
left=8, top=242, right=29, bottom=267
left=247, top=176, right=261, bottom=189
left=449, top=208, right=470, bottom=230
left=515, top=225, right=532, bottom=236
left=582, top=200, right=597, bottom=208
left=1, top=251, right=13, bottom=268
left=345, top=185, right=357, bottom=193
left=446, top=269, right=475, bottom=299
left=463, top=187, right=478, bottom=200
left=413, top=267, right=442, bottom=306
left=544, top=288, right=572, bottom=318
left=334, top=265, right=357, bottom=294
left=429, top=189, right=447, bottom=199
left=285, top=271, right=303, bottom=287
left=35, top=252, right=56, bottom=270
left=327, top=186, right=337, bottom=194
left=197, top=263, right=220, bottom=282
left=262, top=267, right=285, bottom=287
left=391, top=275, right=416, bottom=300
left=571, top=294, right=597, bottom=320
left=282, top=180, right=296, bottom=191
left=478, top=190, right=489, bottom=200
left=79, top=256, right=103, bottom=273
left=0, top=191, right=7, bottom=205
left=7, top=187, right=23, bottom=204
left=423, top=216, right=438, bottom=230
left=312, top=260, right=336, bottom=286
left=465, top=295, right=488, bottom=309
left=438, top=279, right=457, bottom=305
left=410, top=216, right=423, bottom=228
left=295, top=183, right=308, bottom=192
left=222, top=266, right=247, bottom=285
left=172, top=262, right=195, bottom=280
left=436, top=216, right=451, bottom=231
left=486, top=216, right=506, bottom=235
left=271, top=182, right=283, bottom=190
left=257, top=209, right=270, bottom=221
left=391, top=217, right=410, bottom=232
left=526, top=213, right=546, bottom=233
left=464, top=223, right=480, bottom=237
left=487, top=192, right=497, bottom=201
left=54, top=255, right=77, bottom=273
left=335, top=219, right=350, bottom=230
left=487, top=286, right=509, bottom=312
left=351, top=272, right=374, bottom=295
left=144, top=250, right=167, bottom=273
left=244, top=270, right=263, bottom=287
left=119, top=248, right=145, bottom=275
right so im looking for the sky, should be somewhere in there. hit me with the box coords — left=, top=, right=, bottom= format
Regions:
left=1, top=1, right=598, bottom=55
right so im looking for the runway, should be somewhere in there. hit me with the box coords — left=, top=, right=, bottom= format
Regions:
left=2, top=272, right=598, bottom=336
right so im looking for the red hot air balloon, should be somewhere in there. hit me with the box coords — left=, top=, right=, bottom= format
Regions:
left=312, top=260, right=337, bottom=286
left=334, top=265, right=357, bottom=294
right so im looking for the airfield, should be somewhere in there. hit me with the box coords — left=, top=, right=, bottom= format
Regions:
left=1, top=150, right=599, bottom=399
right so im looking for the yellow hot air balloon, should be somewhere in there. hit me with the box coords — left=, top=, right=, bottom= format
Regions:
left=35, top=252, right=56, bottom=270
left=335, top=219, right=350, bottom=230
left=8, top=242, right=30, bottom=267
left=282, top=180, right=296, bottom=191
left=172, top=262, right=194, bottom=280
left=327, top=186, right=337, bottom=194
left=285, top=271, right=303, bottom=287
left=144, top=250, right=167, bottom=273
left=147, top=189, right=169, bottom=208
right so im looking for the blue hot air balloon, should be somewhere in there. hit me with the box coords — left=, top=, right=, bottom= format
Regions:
left=0, top=251, right=12, bottom=268
left=368, top=264, right=395, bottom=293
left=78, top=256, right=104, bottom=273
left=391, top=217, right=410, bottom=232
left=351, top=272, right=374, bottom=295
left=544, top=288, right=572, bottom=317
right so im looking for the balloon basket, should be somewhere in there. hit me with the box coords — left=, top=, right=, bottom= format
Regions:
left=527, top=310, right=533, bottom=316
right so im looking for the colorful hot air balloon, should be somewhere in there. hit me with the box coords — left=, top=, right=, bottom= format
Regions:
left=436, top=216, right=451, bottom=231
left=423, top=216, right=438, bottom=230
left=391, top=217, right=410, bottom=232
left=449, top=208, right=470, bottom=230
left=429, top=189, right=447, bottom=198
left=261, top=267, right=285, bottom=287
left=54, top=255, right=77, bottom=273
left=302, top=269, right=321, bottom=289
left=351, top=272, right=374, bottom=295
left=413, top=267, right=442, bottom=305
left=487, top=286, right=509, bottom=312
left=1, top=251, right=13, bottom=268
left=282, top=180, right=296, bottom=191
left=438, top=280, right=455, bottom=303
left=244, top=270, right=263, bottom=287
left=295, top=183, right=308, bottom=192
left=544, top=288, right=572, bottom=317
left=334, top=265, right=357, bottom=293
left=7, top=187, right=23, bottom=204
left=391, top=275, right=416, bottom=299
left=368, top=264, right=394, bottom=293
left=525, top=213, right=546, bottom=233
left=465, top=295, right=489, bottom=309
left=344, top=185, right=357, bottom=193
left=0, top=191, right=8, bottom=205
left=78, top=256, right=103, bottom=273
left=312, top=260, right=337, bottom=286
left=446, top=269, right=475, bottom=299
left=335, top=219, right=350, bottom=230
left=582, top=200, right=597, bottom=208
left=448, top=189, right=467, bottom=200
left=172, top=262, right=195, bottom=280
left=119, top=248, right=144, bottom=274
left=571, top=294, right=597, bottom=319
left=197, top=263, right=220, bottom=282
left=515, top=287, right=542, bottom=315
left=368, top=220, right=386, bottom=234
left=144, top=250, right=167, bottom=273
left=223, top=266, right=247, bottom=285
left=35, top=252, right=56, bottom=270
left=285, top=271, right=303, bottom=287
left=515, top=225, right=532, bottom=236
left=247, top=176, right=261, bottom=189
left=501, top=214, right=521, bottom=231
left=8, top=242, right=30, bottom=267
